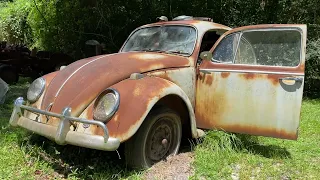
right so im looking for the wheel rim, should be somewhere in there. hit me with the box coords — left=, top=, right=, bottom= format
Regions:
left=145, top=117, right=180, bottom=164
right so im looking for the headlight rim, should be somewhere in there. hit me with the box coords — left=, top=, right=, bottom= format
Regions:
left=27, top=77, right=46, bottom=103
left=93, top=88, right=120, bottom=122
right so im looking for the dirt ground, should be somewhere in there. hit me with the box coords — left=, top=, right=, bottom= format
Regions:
left=143, top=152, right=195, bottom=180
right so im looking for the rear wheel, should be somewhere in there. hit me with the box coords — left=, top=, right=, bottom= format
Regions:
left=125, top=107, right=182, bottom=169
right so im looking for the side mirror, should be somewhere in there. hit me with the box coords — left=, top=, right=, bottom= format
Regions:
left=199, top=51, right=212, bottom=61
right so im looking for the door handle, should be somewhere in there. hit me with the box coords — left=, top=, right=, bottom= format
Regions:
left=279, top=77, right=303, bottom=83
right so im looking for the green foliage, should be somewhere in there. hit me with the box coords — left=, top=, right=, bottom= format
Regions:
left=0, top=0, right=32, bottom=45
left=305, top=38, right=320, bottom=97
left=1, top=0, right=320, bottom=53
left=0, top=0, right=320, bottom=96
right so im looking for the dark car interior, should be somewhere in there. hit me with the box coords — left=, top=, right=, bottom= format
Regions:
left=199, top=30, right=221, bottom=52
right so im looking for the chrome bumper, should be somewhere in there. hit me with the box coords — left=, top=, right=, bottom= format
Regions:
left=9, top=97, right=120, bottom=151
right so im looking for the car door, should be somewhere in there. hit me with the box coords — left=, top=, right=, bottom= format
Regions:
left=195, top=24, right=307, bottom=140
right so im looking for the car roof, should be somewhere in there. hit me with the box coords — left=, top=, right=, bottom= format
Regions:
left=140, top=20, right=232, bottom=32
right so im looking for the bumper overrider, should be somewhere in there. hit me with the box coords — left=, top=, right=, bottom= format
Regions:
left=9, top=97, right=120, bottom=151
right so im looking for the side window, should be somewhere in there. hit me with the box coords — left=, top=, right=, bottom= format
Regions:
left=235, top=30, right=301, bottom=66
left=212, top=33, right=239, bottom=63
left=235, top=36, right=257, bottom=65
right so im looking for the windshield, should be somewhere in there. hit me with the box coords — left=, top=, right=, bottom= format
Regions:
left=121, top=25, right=197, bottom=56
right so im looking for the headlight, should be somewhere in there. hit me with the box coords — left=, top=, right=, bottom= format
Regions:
left=27, top=77, right=46, bottom=103
left=93, top=88, right=120, bottom=122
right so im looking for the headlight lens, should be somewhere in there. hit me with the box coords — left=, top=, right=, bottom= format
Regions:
left=93, top=89, right=120, bottom=122
left=27, top=77, right=46, bottom=103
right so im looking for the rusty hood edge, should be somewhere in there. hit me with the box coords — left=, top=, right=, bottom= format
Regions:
left=41, top=52, right=191, bottom=116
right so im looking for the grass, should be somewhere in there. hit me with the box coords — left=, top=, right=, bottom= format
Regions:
left=0, top=78, right=141, bottom=180
left=1, top=78, right=320, bottom=179
left=192, top=100, right=320, bottom=179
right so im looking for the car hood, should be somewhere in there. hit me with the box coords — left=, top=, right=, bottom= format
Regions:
left=41, top=52, right=191, bottom=116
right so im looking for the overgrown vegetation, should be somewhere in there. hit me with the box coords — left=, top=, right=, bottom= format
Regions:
left=193, top=100, right=320, bottom=179
left=0, top=0, right=320, bottom=96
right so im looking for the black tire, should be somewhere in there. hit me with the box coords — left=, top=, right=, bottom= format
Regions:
left=0, top=66, right=19, bottom=84
left=125, top=107, right=182, bottom=169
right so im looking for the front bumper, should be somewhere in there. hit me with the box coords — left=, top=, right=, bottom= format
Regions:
left=9, top=97, right=120, bottom=151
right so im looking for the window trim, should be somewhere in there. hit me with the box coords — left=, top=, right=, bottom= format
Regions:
left=211, top=32, right=240, bottom=63
left=211, top=27, right=303, bottom=68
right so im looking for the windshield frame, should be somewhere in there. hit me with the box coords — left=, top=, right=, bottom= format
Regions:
left=119, top=24, right=198, bottom=57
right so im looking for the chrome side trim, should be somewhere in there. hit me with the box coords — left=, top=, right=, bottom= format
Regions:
left=200, top=69, right=304, bottom=76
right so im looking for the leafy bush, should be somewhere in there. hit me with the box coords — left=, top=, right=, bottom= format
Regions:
left=0, top=0, right=319, bottom=97
left=305, top=38, right=320, bottom=97
left=0, top=0, right=32, bottom=45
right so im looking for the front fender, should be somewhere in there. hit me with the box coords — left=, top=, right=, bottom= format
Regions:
left=78, top=76, right=197, bottom=142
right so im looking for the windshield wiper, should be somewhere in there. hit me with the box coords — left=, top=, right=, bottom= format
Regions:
left=134, top=49, right=189, bottom=55
left=141, top=49, right=164, bottom=53
left=165, top=50, right=190, bottom=55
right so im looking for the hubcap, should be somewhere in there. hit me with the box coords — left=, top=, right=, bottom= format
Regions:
left=146, top=119, right=174, bottom=162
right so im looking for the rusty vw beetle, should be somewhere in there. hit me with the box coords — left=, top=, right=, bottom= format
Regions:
left=10, top=16, right=307, bottom=168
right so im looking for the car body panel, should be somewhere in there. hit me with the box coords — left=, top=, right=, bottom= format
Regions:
left=145, top=67, right=196, bottom=107
left=12, top=20, right=307, bottom=152
left=75, top=76, right=197, bottom=142
left=196, top=24, right=307, bottom=140
left=41, top=52, right=191, bottom=117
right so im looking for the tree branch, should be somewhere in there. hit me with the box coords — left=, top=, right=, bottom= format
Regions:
left=32, top=0, right=49, bottom=27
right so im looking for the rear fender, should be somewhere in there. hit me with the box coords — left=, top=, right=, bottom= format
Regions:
left=77, top=76, right=198, bottom=142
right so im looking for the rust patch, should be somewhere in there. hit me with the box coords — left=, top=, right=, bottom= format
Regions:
left=267, top=74, right=281, bottom=86
left=221, top=72, right=230, bottom=78
left=213, top=124, right=297, bottom=140
left=139, top=63, right=165, bottom=73
left=113, top=114, right=119, bottom=122
left=204, top=75, right=213, bottom=85
left=239, top=73, right=255, bottom=80
left=133, top=86, right=141, bottom=96
left=200, top=60, right=305, bottom=75
left=195, top=76, right=227, bottom=128
left=42, top=51, right=190, bottom=117
left=298, top=62, right=305, bottom=71
left=198, top=73, right=204, bottom=81
left=41, top=56, right=98, bottom=111
left=85, top=77, right=173, bottom=141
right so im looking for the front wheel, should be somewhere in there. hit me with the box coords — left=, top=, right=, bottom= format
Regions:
left=125, top=107, right=182, bottom=169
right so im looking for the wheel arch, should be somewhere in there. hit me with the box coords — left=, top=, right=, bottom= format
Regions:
left=89, top=76, right=199, bottom=142
left=153, top=94, right=193, bottom=138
